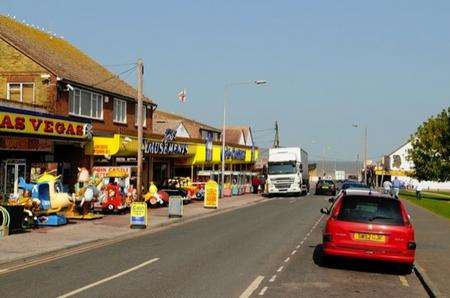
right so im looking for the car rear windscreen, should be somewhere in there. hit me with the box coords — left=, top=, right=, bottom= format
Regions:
left=337, top=196, right=404, bottom=226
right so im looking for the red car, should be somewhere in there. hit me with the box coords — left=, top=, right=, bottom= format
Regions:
left=320, top=190, right=416, bottom=273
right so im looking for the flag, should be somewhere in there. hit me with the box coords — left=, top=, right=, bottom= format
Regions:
left=177, top=89, right=187, bottom=103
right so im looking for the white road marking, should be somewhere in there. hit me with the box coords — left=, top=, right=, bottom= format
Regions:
left=300, top=240, right=304, bottom=245
left=284, top=257, right=290, bottom=263
left=399, top=276, right=409, bottom=287
left=259, top=286, right=268, bottom=296
left=239, top=275, right=265, bottom=298
left=307, top=232, right=310, bottom=236
left=289, top=200, right=295, bottom=204
left=291, top=250, right=297, bottom=255
left=57, top=258, right=159, bottom=298
left=269, top=275, right=277, bottom=282
left=303, top=236, right=307, bottom=241
left=296, top=245, right=301, bottom=249
left=277, top=266, right=284, bottom=272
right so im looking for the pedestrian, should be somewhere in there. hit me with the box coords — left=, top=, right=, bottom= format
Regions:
left=416, top=183, right=422, bottom=200
left=382, top=180, right=392, bottom=195
left=252, top=175, right=259, bottom=194
left=392, top=177, right=401, bottom=199
left=259, top=175, right=266, bottom=194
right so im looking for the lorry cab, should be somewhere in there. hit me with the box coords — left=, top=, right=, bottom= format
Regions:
left=267, top=147, right=309, bottom=196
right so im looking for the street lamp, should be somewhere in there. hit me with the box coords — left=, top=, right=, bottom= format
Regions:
left=221, top=80, right=267, bottom=197
left=352, top=124, right=368, bottom=183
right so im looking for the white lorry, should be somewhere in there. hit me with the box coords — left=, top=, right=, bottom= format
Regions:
left=267, top=147, right=309, bottom=196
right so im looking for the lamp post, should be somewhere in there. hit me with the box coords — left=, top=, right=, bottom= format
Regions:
left=221, top=80, right=267, bottom=197
left=352, top=124, right=368, bottom=184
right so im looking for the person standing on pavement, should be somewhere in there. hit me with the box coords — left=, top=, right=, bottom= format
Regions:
left=383, top=180, right=392, bottom=195
left=392, top=177, right=401, bottom=199
left=259, top=175, right=266, bottom=195
left=252, top=175, right=260, bottom=194
left=416, top=183, right=423, bottom=200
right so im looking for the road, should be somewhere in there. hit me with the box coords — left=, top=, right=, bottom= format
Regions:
left=0, top=194, right=428, bottom=297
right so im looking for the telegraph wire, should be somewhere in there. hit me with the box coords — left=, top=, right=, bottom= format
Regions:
left=91, top=65, right=136, bottom=88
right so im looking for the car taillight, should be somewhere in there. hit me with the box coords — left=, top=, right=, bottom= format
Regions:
left=323, top=234, right=332, bottom=242
left=407, top=241, right=416, bottom=250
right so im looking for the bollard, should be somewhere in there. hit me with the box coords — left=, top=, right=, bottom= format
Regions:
left=168, top=196, right=183, bottom=218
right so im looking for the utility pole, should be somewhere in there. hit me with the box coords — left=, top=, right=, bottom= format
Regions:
left=136, top=58, right=144, bottom=201
left=356, top=153, right=360, bottom=180
left=273, top=120, right=280, bottom=148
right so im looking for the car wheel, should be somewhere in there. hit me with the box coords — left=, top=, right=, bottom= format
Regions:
left=107, top=204, right=115, bottom=212
left=319, top=253, right=330, bottom=267
left=400, top=264, right=414, bottom=275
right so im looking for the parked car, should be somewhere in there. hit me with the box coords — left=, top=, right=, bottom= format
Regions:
left=315, top=180, right=336, bottom=195
left=159, top=188, right=191, bottom=205
left=320, top=190, right=416, bottom=273
left=340, top=181, right=370, bottom=191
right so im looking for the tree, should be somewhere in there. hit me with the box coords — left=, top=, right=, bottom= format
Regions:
left=408, top=107, right=450, bottom=182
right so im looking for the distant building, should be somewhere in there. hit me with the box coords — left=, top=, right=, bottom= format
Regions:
left=383, top=141, right=450, bottom=190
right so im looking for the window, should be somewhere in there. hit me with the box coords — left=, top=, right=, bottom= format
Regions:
left=69, top=88, right=103, bottom=119
left=201, top=130, right=220, bottom=142
left=268, top=162, right=297, bottom=175
left=7, top=83, right=34, bottom=104
left=113, top=98, right=127, bottom=123
left=135, top=104, right=147, bottom=127
left=337, top=196, right=404, bottom=226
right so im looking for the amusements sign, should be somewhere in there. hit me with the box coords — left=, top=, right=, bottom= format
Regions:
left=204, top=180, right=219, bottom=209
left=0, top=111, right=92, bottom=139
left=130, top=202, right=148, bottom=228
left=143, top=129, right=189, bottom=155
left=223, top=147, right=246, bottom=160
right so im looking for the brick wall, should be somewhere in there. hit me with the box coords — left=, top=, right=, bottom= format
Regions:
left=57, top=88, right=153, bottom=137
left=0, top=38, right=153, bottom=137
left=0, top=38, right=57, bottom=110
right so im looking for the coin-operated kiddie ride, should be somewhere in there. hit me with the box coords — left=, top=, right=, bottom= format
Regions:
left=66, top=167, right=103, bottom=220
left=94, top=169, right=127, bottom=213
left=18, top=172, right=71, bottom=226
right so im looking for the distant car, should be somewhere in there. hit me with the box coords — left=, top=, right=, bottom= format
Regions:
left=315, top=180, right=336, bottom=195
left=335, top=179, right=345, bottom=191
left=347, top=175, right=358, bottom=180
left=159, top=188, right=191, bottom=205
left=320, top=191, right=416, bottom=273
left=341, top=181, right=370, bottom=191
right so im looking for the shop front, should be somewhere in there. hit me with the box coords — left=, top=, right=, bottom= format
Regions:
left=0, top=107, right=92, bottom=199
left=175, top=142, right=259, bottom=196
left=85, top=129, right=259, bottom=197
left=85, top=129, right=194, bottom=189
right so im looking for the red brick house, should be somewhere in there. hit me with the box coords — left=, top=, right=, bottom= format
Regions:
left=0, top=15, right=156, bottom=194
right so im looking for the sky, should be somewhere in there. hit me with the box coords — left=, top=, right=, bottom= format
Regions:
left=1, top=0, right=449, bottom=161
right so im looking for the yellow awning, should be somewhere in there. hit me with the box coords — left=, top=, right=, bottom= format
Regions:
left=86, top=134, right=259, bottom=165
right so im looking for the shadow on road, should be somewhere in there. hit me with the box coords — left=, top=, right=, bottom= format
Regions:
left=313, top=244, right=410, bottom=275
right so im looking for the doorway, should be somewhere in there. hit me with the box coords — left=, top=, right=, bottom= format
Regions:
left=1, top=159, right=26, bottom=196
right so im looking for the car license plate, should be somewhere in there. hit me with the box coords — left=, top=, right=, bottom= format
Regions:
left=322, top=186, right=329, bottom=189
left=353, top=233, right=386, bottom=243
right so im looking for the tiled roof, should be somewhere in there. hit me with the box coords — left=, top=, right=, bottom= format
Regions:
left=0, top=15, right=154, bottom=103
left=153, top=110, right=220, bottom=139
left=224, top=126, right=245, bottom=145
left=153, top=119, right=183, bottom=136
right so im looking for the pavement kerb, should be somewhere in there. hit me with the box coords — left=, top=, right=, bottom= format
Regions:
left=0, top=196, right=267, bottom=273
left=414, top=263, right=443, bottom=298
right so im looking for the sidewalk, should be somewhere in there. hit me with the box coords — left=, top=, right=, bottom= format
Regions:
left=402, top=199, right=450, bottom=297
left=0, top=194, right=265, bottom=265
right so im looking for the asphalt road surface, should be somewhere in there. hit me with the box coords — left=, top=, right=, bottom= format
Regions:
left=0, top=194, right=428, bottom=297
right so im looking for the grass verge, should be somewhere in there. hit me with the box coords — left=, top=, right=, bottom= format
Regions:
left=400, top=190, right=450, bottom=219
